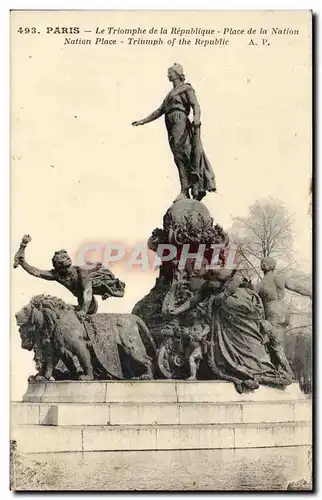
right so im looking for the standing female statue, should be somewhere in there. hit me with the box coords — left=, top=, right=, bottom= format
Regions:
left=132, top=63, right=216, bottom=202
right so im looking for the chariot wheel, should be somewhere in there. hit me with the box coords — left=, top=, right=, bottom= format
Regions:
left=157, top=337, right=189, bottom=379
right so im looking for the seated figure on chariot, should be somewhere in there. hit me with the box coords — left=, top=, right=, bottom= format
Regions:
left=162, top=265, right=293, bottom=391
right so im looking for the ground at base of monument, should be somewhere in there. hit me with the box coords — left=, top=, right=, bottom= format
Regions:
left=11, top=446, right=312, bottom=491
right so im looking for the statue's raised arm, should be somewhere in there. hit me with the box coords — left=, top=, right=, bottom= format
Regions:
left=13, top=235, right=55, bottom=280
left=284, top=276, right=312, bottom=298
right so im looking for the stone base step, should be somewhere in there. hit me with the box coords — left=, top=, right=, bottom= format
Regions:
left=11, top=400, right=311, bottom=427
left=22, top=381, right=307, bottom=404
left=11, top=421, right=311, bottom=454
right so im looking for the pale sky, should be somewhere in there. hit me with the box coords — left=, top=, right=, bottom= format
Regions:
left=10, top=10, right=312, bottom=400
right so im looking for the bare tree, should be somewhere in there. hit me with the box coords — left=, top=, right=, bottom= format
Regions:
left=230, top=198, right=312, bottom=393
left=229, top=197, right=295, bottom=279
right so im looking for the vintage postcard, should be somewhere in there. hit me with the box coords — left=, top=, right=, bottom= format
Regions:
left=10, top=10, right=312, bottom=491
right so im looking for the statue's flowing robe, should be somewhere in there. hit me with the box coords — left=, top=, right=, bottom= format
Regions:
left=82, top=263, right=125, bottom=297
left=162, top=83, right=216, bottom=199
left=84, top=314, right=123, bottom=379
left=207, top=287, right=293, bottom=386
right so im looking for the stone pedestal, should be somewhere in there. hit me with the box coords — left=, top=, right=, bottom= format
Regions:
left=11, top=380, right=311, bottom=455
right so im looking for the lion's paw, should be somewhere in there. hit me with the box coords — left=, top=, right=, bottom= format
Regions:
left=29, top=374, right=47, bottom=383
left=79, top=374, right=94, bottom=381
left=136, top=373, right=153, bottom=381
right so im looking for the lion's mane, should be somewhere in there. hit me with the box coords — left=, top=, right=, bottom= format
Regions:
left=28, top=294, right=72, bottom=353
